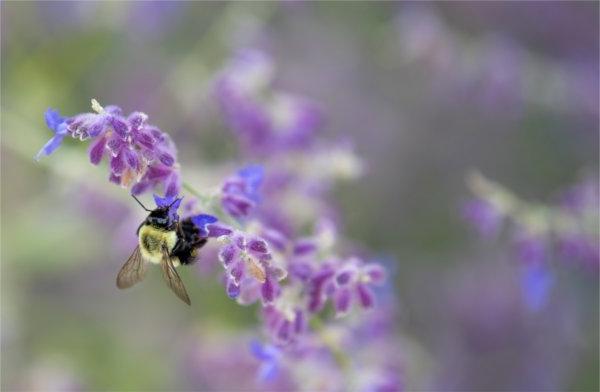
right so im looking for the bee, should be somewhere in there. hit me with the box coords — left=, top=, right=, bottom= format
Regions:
left=116, top=195, right=213, bottom=305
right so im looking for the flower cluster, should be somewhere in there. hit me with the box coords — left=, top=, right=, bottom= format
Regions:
left=209, top=50, right=398, bottom=390
left=219, top=231, right=286, bottom=304
left=394, top=5, right=598, bottom=120
left=36, top=99, right=181, bottom=197
left=37, top=50, right=401, bottom=391
left=463, top=171, right=599, bottom=310
left=214, top=49, right=323, bottom=156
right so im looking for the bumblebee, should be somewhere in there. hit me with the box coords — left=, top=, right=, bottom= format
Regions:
left=116, top=195, right=211, bottom=305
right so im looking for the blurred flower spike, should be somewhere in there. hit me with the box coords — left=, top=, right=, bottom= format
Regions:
left=465, top=171, right=599, bottom=310
left=221, top=164, right=264, bottom=219
left=215, top=49, right=323, bottom=155
left=36, top=99, right=181, bottom=197
left=461, top=198, right=503, bottom=237
left=250, top=340, right=282, bottom=382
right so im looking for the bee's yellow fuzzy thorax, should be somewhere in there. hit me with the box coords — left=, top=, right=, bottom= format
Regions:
left=138, top=225, right=178, bottom=265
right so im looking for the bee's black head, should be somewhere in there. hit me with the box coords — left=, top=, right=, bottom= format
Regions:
left=146, top=208, right=176, bottom=229
left=132, top=194, right=181, bottom=230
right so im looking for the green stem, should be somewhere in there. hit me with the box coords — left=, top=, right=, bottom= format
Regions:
left=182, top=181, right=241, bottom=230
left=182, top=181, right=210, bottom=203
left=310, top=317, right=351, bottom=372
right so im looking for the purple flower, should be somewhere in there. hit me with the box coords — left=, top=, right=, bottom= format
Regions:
left=332, top=259, right=386, bottom=317
left=218, top=231, right=286, bottom=305
left=250, top=340, right=282, bottom=382
left=558, top=234, right=600, bottom=271
left=35, top=109, right=69, bottom=161
left=190, top=214, right=218, bottom=238
left=263, top=305, right=306, bottom=345
left=214, top=50, right=323, bottom=155
left=521, top=263, right=554, bottom=311
left=36, top=100, right=181, bottom=197
left=307, top=265, right=336, bottom=313
left=560, top=178, right=599, bottom=213
left=221, top=165, right=264, bottom=219
left=461, top=198, right=503, bottom=237
left=513, top=231, right=548, bottom=265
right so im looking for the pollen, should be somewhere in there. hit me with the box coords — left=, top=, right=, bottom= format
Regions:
left=91, top=98, right=104, bottom=114
left=245, top=255, right=266, bottom=283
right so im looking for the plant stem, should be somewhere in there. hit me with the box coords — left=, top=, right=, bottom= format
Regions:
left=310, top=317, right=351, bottom=372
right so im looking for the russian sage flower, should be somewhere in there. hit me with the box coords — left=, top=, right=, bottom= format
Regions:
left=250, top=340, right=282, bottom=382
left=221, top=164, right=264, bottom=219
left=521, top=263, right=554, bottom=311
left=214, top=49, right=323, bottom=155
left=35, top=109, right=69, bottom=160
left=465, top=171, right=599, bottom=311
left=36, top=99, right=181, bottom=197
left=332, top=258, right=386, bottom=316
left=461, top=198, right=503, bottom=237
left=218, top=231, right=287, bottom=305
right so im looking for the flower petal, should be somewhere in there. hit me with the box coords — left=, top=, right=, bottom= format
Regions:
left=219, top=244, right=238, bottom=266
left=226, top=278, right=240, bottom=299
left=334, top=287, right=353, bottom=316
left=207, top=223, right=234, bottom=238
left=44, top=108, right=66, bottom=132
left=110, top=152, right=126, bottom=175
left=190, top=214, right=218, bottom=237
left=521, top=264, right=554, bottom=311
left=88, top=136, right=107, bottom=165
left=356, top=283, right=375, bottom=309
left=159, top=152, right=175, bottom=167
left=165, top=173, right=181, bottom=198
left=261, top=275, right=275, bottom=303
left=363, top=263, right=386, bottom=285
left=35, top=134, right=66, bottom=161
left=110, top=116, right=129, bottom=138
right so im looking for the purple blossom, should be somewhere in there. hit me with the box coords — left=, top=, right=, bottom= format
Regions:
left=263, top=305, right=307, bottom=346
left=36, top=100, right=181, bottom=197
left=35, top=109, right=69, bottom=161
left=521, top=263, right=554, bottom=311
left=513, top=231, right=548, bottom=265
left=37, top=49, right=396, bottom=390
left=221, top=164, right=264, bottom=219
left=307, top=265, right=336, bottom=313
left=214, top=50, right=323, bottom=155
left=332, top=259, right=386, bottom=317
left=250, top=340, right=282, bottom=382
left=461, top=198, right=503, bottom=237
left=558, top=234, right=599, bottom=271
left=218, top=231, right=286, bottom=305
left=190, top=214, right=218, bottom=238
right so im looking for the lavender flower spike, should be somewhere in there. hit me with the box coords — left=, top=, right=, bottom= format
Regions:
left=36, top=99, right=182, bottom=197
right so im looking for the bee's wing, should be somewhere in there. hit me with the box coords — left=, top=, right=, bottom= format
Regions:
left=160, top=246, right=191, bottom=305
left=116, top=245, right=148, bottom=289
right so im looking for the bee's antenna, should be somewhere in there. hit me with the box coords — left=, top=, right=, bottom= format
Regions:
left=131, top=194, right=152, bottom=212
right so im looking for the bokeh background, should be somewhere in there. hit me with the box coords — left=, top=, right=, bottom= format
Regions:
left=1, top=1, right=598, bottom=391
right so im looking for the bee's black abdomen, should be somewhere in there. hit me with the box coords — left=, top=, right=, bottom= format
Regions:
left=171, top=218, right=208, bottom=265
